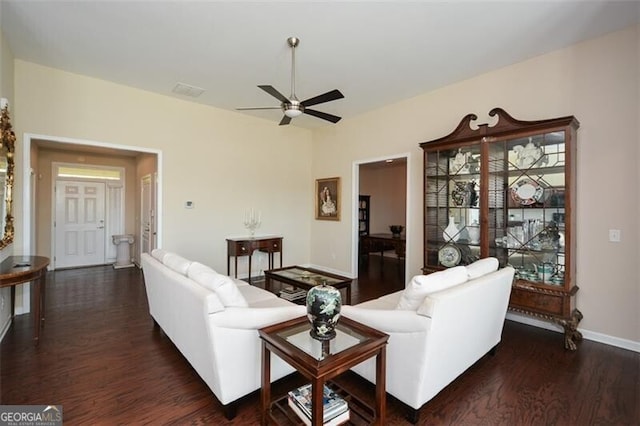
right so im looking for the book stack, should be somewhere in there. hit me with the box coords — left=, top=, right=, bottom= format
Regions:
left=287, top=383, right=349, bottom=426
left=279, top=285, right=307, bottom=302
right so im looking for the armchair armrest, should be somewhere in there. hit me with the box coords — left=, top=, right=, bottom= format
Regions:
left=209, top=306, right=306, bottom=330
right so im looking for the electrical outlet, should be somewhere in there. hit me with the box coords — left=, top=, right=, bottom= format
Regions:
left=609, top=229, right=621, bottom=242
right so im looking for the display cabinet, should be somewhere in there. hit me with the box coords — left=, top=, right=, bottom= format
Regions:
left=420, top=108, right=582, bottom=350
left=358, top=195, right=370, bottom=236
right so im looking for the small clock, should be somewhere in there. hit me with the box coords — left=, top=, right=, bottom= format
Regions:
left=438, top=243, right=462, bottom=267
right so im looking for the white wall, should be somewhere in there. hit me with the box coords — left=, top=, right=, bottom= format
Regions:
left=13, top=61, right=314, bottom=279
left=311, top=26, right=640, bottom=345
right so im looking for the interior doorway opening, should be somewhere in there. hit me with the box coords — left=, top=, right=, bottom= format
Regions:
left=23, top=133, right=162, bottom=272
left=352, top=154, right=409, bottom=286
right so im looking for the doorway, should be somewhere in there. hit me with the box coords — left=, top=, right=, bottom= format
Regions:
left=23, top=134, right=162, bottom=260
left=352, top=154, right=409, bottom=284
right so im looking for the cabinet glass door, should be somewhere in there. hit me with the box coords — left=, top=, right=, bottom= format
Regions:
left=424, top=145, right=481, bottom=269
left=491, top=131, right=566, bottom=286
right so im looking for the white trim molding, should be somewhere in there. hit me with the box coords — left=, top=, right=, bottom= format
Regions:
left=21, top=133, right=163, bottom=313
left=351, top=152, right=411, bottom=279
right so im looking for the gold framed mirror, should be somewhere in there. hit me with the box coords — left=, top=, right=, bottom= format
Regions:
left=0, top=102, right=15, bottom=249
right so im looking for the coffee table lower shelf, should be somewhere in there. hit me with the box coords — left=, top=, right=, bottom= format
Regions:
left=267, top=382, right=375, bottom=425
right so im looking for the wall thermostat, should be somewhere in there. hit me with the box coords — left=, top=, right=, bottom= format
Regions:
left=185, top=201, right=194, bottom=209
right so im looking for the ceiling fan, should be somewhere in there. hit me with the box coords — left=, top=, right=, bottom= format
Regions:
left=237, top=37, right=344, bottom=126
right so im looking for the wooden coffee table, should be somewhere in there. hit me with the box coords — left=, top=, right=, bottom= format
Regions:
left=264, top=266, right=353, bottom=304
left=259, top=316, right=388, bottom=425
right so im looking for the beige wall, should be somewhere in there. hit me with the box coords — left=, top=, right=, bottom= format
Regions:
left=6, top=24, right=639, bottom=345
left=0, top=18, right=14, bottom=334
left=13, top=61, right=314, bottom=276
left=360, top=162, right=407, bottom=234
left=34, top=148, right=138, bottom=262
left=312, top=26, right=639, bottom=344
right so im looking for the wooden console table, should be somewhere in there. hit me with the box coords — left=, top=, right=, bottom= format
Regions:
left=361, top=233, right=406, bottom=259
left=226, top=236, right=282, bottom=283
left=0, top=256, right=50, bottom=343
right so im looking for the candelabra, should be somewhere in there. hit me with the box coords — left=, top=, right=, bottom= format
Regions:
left=243, top=208, right=261, bottom=237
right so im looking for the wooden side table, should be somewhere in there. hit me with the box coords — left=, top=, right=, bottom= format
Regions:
left=259, top=316, right=388, bottom=425
left=226, top=236, right=282, bottom=283
left=0, top=256, right=50, bottom=343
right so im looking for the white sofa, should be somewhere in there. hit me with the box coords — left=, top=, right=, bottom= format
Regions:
left=141, top=249, right=305, bottom=419
left=342, top=258, right=514, bottom=423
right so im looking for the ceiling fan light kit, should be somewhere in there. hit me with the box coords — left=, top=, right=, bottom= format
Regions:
left=237, top=37, right=344, bottom=125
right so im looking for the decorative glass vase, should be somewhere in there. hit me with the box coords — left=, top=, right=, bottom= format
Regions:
left=443, top=216, right=460, bottom=242
left=468, top=219, right=480, bottom=244
left=306, top=282, right=342, bottom=341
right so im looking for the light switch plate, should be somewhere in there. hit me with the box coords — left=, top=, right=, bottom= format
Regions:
left=608, top=229, right=621, bottom=242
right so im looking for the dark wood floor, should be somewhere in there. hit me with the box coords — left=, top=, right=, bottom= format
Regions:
left=1, top=257, right=638, bottom=425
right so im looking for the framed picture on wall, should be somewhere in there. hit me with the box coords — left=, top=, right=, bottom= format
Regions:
left=315, top=177, right=340, bottom=221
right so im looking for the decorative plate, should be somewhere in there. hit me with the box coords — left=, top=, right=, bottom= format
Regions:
left=510, top=178, right=545, bottom=205
left=438, top=243, right=462, bottom=268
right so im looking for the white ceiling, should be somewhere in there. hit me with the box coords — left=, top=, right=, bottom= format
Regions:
left=2, top=1, right=639, bottom=129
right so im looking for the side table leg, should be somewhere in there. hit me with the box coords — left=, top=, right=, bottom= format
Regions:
left=40, top=272, right=47, bottom=326
left=311, top=378, right=323, bottom=426
left=10, top=285, right=15, bottom=317
left=375, top=347, right=387, bottom=425
left=261, top=344, right=271, bottom=425
left=32, top=280, right=41, bottom=343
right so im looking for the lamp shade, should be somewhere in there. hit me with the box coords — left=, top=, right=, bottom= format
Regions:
left=284, top=108, right=303, bottom=118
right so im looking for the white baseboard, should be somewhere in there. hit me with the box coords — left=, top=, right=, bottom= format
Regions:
left=506, top=312, right=640, bottom=353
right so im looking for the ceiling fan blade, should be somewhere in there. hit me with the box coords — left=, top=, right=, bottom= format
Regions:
left=304, top=109, right=342, bottom=123
left=236, top=106, right=282, bottom=111
left=301, top=89, right=344, bottom=107
left=279, top=115, right=292, bottom=126
left=258, top=85, right=289, bottom=103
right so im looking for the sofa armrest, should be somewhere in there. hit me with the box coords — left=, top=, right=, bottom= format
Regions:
left=341, top=305, right=431, bottom=333
left=209, top=305, right=306, bottom=330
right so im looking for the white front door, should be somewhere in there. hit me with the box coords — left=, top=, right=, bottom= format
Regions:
left=55, top=180, right=106, bottom=268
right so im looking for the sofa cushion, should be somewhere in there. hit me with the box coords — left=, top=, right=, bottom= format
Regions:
left=163, top=253, right=192, bottom=275
left=151, top=248, right=169, bottom=263
left=396, top=266, right=468, bottom=310
left=187, top=262, right=248, bottom=307
left=466, top=257, right=499, bottom=280
left=416, top=296, right=437, bottom=318
left=238, top=285, right=278, bottom=305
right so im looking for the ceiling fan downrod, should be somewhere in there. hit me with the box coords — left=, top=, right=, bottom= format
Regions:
left=285, top=37, right=302, bottom=117
left=287, top=37, right=299, bottom=101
